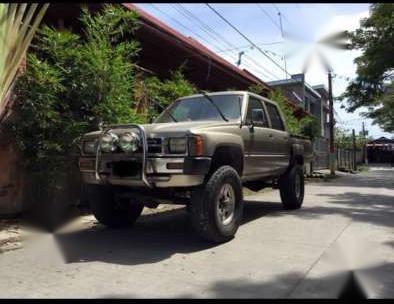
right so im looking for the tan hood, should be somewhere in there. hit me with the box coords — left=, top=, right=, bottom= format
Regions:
left=83, top=120, right=227, bottom=139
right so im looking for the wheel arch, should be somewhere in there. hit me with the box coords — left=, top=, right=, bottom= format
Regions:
left=210, top=144, right=244, bottom=176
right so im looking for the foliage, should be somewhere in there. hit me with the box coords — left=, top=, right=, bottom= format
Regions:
left=141, top=69, right=197, bottom=121
left=340, top=3, right=394, bottom=132
left=335, top=126, right=369, bottom=149
left=268, top=89, right=304, bottom=135
left=0, top=3, right=49, bottom=122
left=249, top=84, right=320, bottom=139
left=9, top=5, right=141, bottom=183
left=366, top=82, right=394, bottom=132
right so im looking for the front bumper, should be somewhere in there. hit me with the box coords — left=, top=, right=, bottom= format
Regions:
left=79, top=156, right=211, bottom=188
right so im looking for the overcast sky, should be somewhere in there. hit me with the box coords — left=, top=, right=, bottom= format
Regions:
left=135, top=3, right=392, bottom=138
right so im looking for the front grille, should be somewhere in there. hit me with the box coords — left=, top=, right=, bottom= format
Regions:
left=147, top=137, right=163, bottom=154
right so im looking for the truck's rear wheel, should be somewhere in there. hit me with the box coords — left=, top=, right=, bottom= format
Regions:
left=188, top=166, right=243, bottom=243
left=89, top=185, right=144, bottom=228
left=279, top=164, right=304, bottom=209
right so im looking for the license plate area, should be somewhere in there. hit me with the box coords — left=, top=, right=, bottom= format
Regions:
left=111, top=161, right=142, bottom=178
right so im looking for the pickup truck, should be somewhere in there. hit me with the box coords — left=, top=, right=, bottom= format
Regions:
left=79, top=91, right=312, bottom=243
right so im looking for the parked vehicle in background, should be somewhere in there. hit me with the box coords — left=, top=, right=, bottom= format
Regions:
left=79, top=91, right=313, bottom=243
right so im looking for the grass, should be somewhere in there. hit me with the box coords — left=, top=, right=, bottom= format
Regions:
left=357, top=165, right=370, bottom=172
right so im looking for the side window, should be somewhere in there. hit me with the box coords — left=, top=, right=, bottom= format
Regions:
left=265, top=103, right=285, bottom=131
left=246, top=97, right=268, bottom=127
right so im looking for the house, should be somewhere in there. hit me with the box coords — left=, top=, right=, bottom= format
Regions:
left=367, top=137, right=394, bottom=163
left=267, top=74, right=331, bottom=170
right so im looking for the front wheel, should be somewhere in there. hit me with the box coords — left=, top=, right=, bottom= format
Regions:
left=279, top=164, right=304, bottom=209
left=188, top=166, right=244, bottom=243
left=89, top=185, right=144, bottom=228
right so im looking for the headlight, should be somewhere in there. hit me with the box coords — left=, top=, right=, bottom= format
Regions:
left=168, top=137, right=187, bottom=154
left=100, top=132, right=118, bottom=153
left=119, top=132, right=139, bottom=152
left=82, top=140, right=97, bottom=154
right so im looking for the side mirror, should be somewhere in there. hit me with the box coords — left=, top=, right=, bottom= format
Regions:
left=251, top=109, right=265, bottom=126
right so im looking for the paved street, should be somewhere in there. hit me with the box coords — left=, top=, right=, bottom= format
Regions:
left=0, top=165, right=393, bottom=298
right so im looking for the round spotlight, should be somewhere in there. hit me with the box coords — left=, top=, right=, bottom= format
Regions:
left=100, top=132, right=118, bottom=153
left=119, top=132, right=139, bottom=152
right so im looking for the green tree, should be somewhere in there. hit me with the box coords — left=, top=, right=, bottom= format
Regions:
left=141, top=69, right=197, bottom=120
left=335, top=126, right=369, bottom=149
left=9, top=5, right=142, bottom=185
left=340, top=3, right=394, bottom=132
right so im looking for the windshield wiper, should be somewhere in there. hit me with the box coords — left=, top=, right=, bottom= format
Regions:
left=151, top=99, right=177, bottom=122
left=199, top=90, right=229, bottom=122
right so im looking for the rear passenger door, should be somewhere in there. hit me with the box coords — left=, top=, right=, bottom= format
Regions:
left=264, top=101, right=290, bottom=174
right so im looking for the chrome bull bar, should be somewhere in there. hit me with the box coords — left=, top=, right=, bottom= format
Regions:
left=94, top=124, right=152, bottom=188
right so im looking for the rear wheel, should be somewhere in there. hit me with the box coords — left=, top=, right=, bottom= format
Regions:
left=90, top=185, right=144, bottom=228
left=279, top=164, right=304, bottom=209
left=188, top=166, right=243, bottom=243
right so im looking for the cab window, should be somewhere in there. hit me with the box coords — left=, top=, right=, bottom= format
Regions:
left=246, top=97, right=268, bottom=127
left=265, top=103, right=285, bottom=131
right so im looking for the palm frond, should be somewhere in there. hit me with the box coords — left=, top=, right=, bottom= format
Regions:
left=0, top=3, right=49, bottom=122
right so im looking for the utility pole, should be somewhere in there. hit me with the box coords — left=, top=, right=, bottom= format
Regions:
left=362, top=122, right=368, bottom=165
left=352, top=128, right=357, bottom=171
left=277, top=12, right=288, bottom=79
left=328, top=70, right=336, bottom=176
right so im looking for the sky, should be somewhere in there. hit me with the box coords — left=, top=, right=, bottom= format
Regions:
left=135, top=3, right=392, bottom=139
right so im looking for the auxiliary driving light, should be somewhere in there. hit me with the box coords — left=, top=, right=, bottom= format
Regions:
left=119, top=132, right=139, bottom=152
left=100, top=132, right=118, bottom=153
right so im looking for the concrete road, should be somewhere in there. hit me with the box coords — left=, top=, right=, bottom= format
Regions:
left=0, top=165, right=393, bottom=298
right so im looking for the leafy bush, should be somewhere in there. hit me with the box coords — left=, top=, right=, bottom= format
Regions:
left=9, top=5, right=142, bottom=185
left=335, top=126, right=367, bottom=149
left=137, top=69, right=197, bottom=121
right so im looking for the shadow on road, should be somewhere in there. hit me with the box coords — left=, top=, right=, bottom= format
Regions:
left=98, top=262, right=394, bottom=298
left=54, top=200, right=286, bottom=265
left=54, top=167, right=393, bottom=267
left=319, top=167, right=393, bottom=190
left=54, top=189, right=393, bottom=266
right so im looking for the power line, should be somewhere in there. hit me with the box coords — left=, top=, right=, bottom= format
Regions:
left=171, top=4, right=232, bottom=51
left=149, top=4, right=225, bottom=52
left=149, top=4, right=284, bottom=82
left=256, top=4, right=281, bottom=31
left=217, top=45, right=284, bottom=58
left=271, top=3, right=293, bottom=27
left=205, top=3, right=291, bottom=78
left=173, top=3, right=283, bottom=80
left=243, top=55, right=280, bottom=80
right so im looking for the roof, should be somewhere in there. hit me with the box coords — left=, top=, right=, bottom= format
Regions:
left=369, top=137, right=394, bottom=144
left=267, top=77, right=322, bottom=99
left=122, top=3, right=271, bottom=93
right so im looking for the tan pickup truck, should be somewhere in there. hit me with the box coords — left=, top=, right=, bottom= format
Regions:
left=79, top=91, right=312, bottom=243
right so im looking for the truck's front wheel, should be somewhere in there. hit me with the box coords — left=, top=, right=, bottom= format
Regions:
left=89, top=185, right=144, bottom=228
left=188, top=166, right=243, bottom=243
left=279, top=164, right=304, bottom=209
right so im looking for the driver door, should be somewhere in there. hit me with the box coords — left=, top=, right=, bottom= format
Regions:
left=242, top=96, right=273, bottom=178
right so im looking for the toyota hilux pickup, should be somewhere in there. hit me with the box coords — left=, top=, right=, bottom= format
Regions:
left=79, top=91, right=312, bottom=243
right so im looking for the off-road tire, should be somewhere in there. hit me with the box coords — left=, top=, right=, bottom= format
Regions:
left=90, top=185, right=144, bottom=228
left=279, top=164, right=304, bottom=209
left=188, top=166, right=243, bottom=243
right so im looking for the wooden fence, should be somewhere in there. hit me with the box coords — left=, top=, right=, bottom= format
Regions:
left=336, top=148, right=363, bottom=171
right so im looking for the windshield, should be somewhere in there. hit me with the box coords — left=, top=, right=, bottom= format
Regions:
left=154, top=94, right=242, bottom=123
